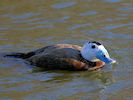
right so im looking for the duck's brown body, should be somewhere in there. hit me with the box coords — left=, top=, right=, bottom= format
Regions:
left=6, top=44, right=105, bottom=71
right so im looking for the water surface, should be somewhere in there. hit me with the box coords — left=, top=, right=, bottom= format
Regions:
left=0, top=0, right=133, bottom=100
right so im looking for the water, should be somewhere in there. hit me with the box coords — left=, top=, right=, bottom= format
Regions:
left=0, top=0, right=133, bottom=100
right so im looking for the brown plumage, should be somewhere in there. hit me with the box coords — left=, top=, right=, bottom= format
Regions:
left=5, top=44, right=105, bottom=71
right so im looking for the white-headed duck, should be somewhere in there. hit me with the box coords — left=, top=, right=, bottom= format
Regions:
left=5, top=41, right=116, bottom=71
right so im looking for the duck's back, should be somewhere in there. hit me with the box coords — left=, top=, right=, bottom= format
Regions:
left=29, top=44, right=82, bottom=58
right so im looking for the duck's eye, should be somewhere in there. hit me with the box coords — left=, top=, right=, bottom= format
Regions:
left=103, top=55, right=106, bottom=57
left=91, top=45, right=95, bottom=49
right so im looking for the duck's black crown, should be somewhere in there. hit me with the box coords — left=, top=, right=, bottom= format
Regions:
left=90, top=41, right=101, bottom=46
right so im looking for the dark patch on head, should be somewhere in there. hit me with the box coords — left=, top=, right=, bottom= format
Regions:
left=89, top=41, right=101, bottom=46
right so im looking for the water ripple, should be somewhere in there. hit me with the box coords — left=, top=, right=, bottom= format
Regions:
left=83, top=29, right=133, bottom=39
left=102, top=0, right=121, bottom=3
left=29, top=16, right=70, bottom=25
left=103, top=23, right=133, bottom=30
left=118, top=7, right=133, bottom=11
left=12, top=17, right=44, bottom=24
left=13, top=25, right=54, bottom=31
left=0, top=73, right=62, bottom=84
left=79, top=10, right=98, bottom=16
left=3, top=12, right=41, bottom=19
left=68, top=23, right=91, bottom=30
left=0, top=97, right=12, bottom=100
left=0, top=27, right=11, bottom=31
left=51, top=1, right=77, bottom=9
left=0, top=84, right=34, bottom=92
left=105, top=17, right=127, bottom=22
left=103, top=80, right=133, bottom=93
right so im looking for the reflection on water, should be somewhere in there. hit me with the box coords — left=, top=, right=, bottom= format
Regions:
left=0, top=0, right=133, bottom=100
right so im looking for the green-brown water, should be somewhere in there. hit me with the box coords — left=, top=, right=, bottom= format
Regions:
left=0, top=0, right=133, bottom=100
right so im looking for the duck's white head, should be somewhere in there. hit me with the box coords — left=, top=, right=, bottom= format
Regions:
left=81, top=41, right=116, bottom=64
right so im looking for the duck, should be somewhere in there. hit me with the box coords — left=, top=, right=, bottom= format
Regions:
left=4, top=41, right=116, bottom=71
